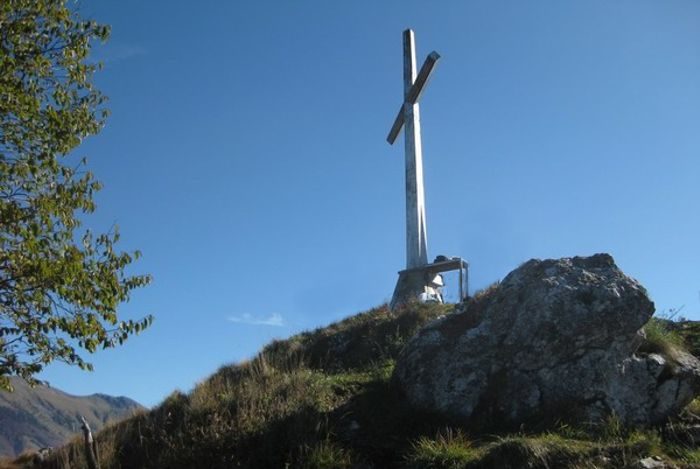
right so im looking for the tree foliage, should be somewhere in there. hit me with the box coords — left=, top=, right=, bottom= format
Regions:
left=0, top=0, right=152, bottom=391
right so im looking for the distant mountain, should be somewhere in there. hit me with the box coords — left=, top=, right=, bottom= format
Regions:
left=0, top=377, right=143, bottom=457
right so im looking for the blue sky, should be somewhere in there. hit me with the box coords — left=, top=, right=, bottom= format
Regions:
left=38, top=1, right=700, bottom=407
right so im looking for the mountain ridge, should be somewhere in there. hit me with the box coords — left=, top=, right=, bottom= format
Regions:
left=0, top=377, right=143, bottom=458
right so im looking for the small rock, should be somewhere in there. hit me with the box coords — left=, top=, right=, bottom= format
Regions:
left=637, top=456, right=674, bottom=468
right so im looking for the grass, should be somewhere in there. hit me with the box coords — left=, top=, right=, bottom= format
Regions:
left=20, top=301, right=700, bottom=468
left=405, top=428, right=482, bottom=468
left=404, top=428, right=676, bottom=469
left=478, top=433, right=596, bottom=469
left=30, top=303, right=452, bottom=468
left=297, top=440, right=356, bottom=469
left=639, top=316, right=688, bottom=359
left=667, top=320, right=700, bottom=358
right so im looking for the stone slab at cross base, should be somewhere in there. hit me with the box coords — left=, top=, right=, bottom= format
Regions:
left=390, top=258, right=468, bottom=310
left=390, top=269, right=433, bottom=310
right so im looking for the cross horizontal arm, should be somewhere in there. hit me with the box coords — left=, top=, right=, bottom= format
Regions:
left=406, top=51, right=440, bottom=105
left=387, top=51, right=441, bottom=145
left=387, top=105, right=406, bottom=145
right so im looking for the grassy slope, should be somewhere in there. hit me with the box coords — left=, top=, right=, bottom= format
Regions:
left=15, top=304, right=700, bottom=468
left=0, top=378, right=142, bottom=458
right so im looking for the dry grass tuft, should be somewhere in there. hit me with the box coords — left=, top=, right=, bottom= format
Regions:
left=639, top=317, right=688, bottom=361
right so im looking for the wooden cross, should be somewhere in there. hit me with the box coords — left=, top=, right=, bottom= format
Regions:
left=387, top=29, right=440, bottom=270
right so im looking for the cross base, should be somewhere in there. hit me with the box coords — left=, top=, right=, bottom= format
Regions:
left=389, top=257, right=469, bottom=310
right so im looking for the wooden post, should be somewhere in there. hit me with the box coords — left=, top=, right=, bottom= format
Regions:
left=80, top=416, right=100, bottom=469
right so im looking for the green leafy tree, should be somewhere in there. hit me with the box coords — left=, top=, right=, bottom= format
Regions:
left=0, top=0, right=152, bottom=391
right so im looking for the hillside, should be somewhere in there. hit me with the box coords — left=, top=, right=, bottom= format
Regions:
left=0, top=377, right=142, bottom=458
left=16, top=302, right=700, bottom=468
left=13, top=303, right=451, bottom=468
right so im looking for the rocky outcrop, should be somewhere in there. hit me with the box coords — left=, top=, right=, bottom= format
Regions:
left=393, top=254, right=700, bottom=426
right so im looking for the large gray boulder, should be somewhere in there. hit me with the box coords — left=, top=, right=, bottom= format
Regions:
left=393, top=254, right=700, bottom=426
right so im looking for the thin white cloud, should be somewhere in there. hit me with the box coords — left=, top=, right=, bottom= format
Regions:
left=227, top=313, right=284, bottom=327
left=92, top=44, right=147, bottom=64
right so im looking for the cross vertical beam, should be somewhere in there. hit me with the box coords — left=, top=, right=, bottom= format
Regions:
left=388, top=29, right=441, bottom=270
left=402, top=30, right=428, bottom=269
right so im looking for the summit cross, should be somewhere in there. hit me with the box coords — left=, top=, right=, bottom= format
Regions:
left=387, top=29, right=440, bottom=270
